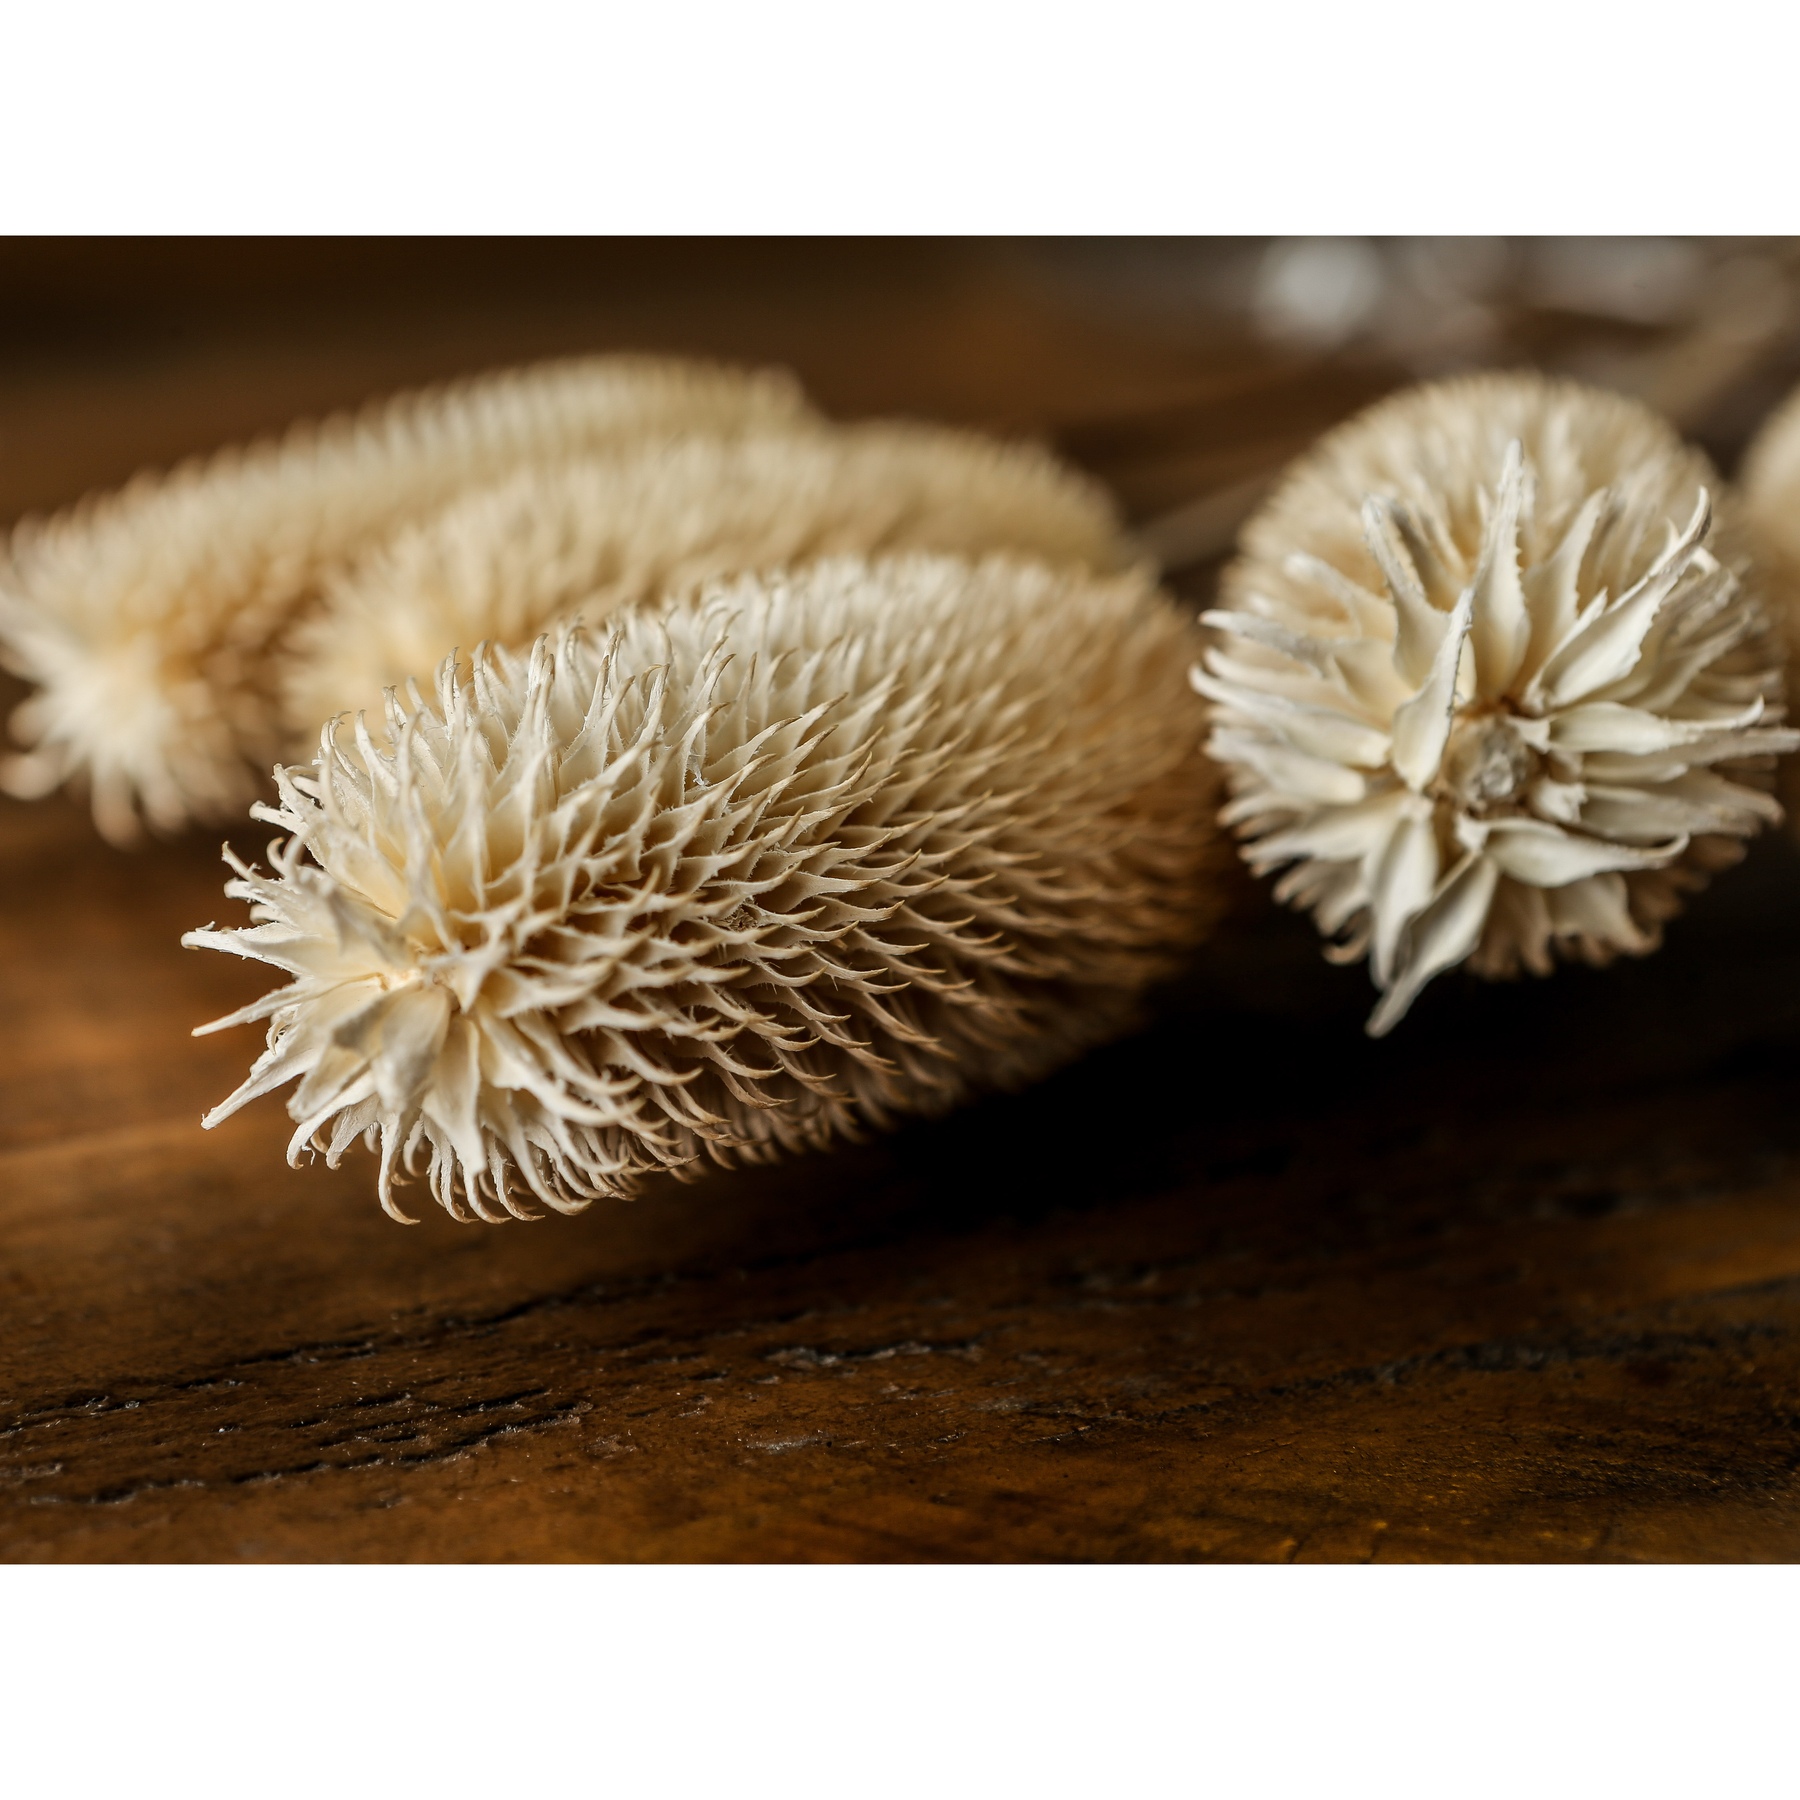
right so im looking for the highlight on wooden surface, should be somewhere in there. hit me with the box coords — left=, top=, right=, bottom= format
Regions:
left=279, top=419, right=1130, bottom=744
left=185, top=555, right=1220, bottom=1222
left=1195, top=372, right=1797, bottom=1036
left=0, top=355, right=813, bottom=845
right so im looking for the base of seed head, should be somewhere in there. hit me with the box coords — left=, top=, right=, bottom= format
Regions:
left=1197, top=371, right=1796, bottom=1036
left=184, top=554, right=1219, bottom=1222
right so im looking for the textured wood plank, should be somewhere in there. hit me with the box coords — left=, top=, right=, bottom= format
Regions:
left=4, top=241, right=1800, bottom=1561
left=7, top=768, right=1800, bottom=1561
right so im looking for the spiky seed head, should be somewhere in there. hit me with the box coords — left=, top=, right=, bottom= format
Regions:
left=0, top=355, right=813, bottom=844
left=1197, top=372, right=1796, bottom=1037
left=184, top=554, right=1219, bottom=1222
left=278, top=420, right=1131, bottom=743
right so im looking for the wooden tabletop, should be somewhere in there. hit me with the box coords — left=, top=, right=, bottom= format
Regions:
left=5, top=240, right=1800, bottom=1562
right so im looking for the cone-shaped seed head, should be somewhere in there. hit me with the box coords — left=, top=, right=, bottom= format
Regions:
left=0, top=355, right=813, bottom=843
left=185, top=554, right=1220, bottom=1222
left=278, top=419, right=1130, bottom=743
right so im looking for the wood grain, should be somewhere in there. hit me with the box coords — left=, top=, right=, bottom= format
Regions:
left=4, top=241, right=1800, bottom=1562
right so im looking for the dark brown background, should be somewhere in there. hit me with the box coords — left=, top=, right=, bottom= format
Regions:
left=5, top=238, right=1800, bottom=1562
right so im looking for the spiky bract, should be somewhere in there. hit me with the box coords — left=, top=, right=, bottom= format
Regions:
left=185, top=554, right=1217, bottom=1221
left=1197, top=373, right=1794, bottom=1036
left=0, top=355, right=811, bottom=843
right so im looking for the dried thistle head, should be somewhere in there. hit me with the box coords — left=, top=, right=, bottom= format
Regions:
left=185, top=554, right=1218, bottom=1222
left=1197, top=372, right=1795, bottom=1036
left=0, top=355, right=812, bottom=844
left=279, top=420, right=1129, bottom=742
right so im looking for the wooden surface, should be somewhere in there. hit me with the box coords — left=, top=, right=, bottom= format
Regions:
left=5, top=241, right=1800, bottom=1562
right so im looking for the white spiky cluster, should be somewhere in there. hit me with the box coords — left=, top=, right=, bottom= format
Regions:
left=278, top=420, right=1128, bottom=741
left=0, top=354, right=812, bottom=843
left=1197, top=373, right=1796, bottom=1036
left=185, top=555, right=1218, bottom=1222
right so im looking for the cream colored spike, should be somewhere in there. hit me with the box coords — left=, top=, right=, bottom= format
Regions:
left=185, top=554, right=1218, bottom=1222
left=1196, top=372, right=1794, bottom=1036
left=0, top=354, right=814, bottom=843
left=279, top=421, right=1130, bottom=743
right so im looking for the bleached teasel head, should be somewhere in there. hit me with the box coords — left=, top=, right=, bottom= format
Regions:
left=0, top=354, right=814, bottom=844
left=184, top=554, right=1219, bottom=1222
left=278, top=419, right=1130, bottom=742
left=1196, top=372, right=1796, bottom=1036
